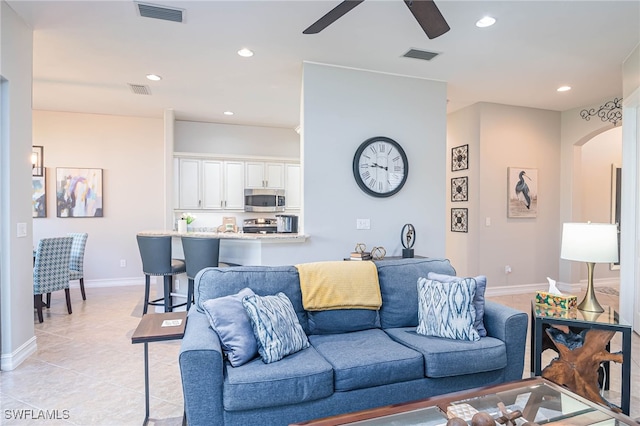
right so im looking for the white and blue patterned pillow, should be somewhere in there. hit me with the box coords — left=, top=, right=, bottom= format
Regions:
left=416, top=277, right=480, bottom=342
left=242, top=292, right=310, bottom=364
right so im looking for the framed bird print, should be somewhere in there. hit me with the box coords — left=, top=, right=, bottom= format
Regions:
left=451, top=176, right=468, bottom=202
left=508, top=167, right=538, bottom=218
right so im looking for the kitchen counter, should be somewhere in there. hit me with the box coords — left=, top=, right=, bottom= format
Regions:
left=137, top=230, right=307, bottom=243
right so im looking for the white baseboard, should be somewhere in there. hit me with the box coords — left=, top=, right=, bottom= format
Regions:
left=1, top=336, right=37, bottom=371
left=68, top=277, right=145, bottom=289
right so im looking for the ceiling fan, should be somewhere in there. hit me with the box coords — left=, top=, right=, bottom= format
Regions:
left=303, top=0, right=450, bottom=40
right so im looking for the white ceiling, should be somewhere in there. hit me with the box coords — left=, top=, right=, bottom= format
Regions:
left=7, top=0, right=640, bottom=130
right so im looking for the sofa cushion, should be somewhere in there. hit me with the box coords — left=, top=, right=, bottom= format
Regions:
left=385, top=327, right=507, bottom=378
left=194, top=266, right=308, bottom=333
left=307, top=309, right=380, bottom=335
left=427, top=272, right=487, bottom=337
left=375, top=258, right=456, bottom=329
left=223, top=346, right=334, bottom=411
left=308, top=329, right=424, bottom=392
left=243, top=292, right=310, bottom=364
left=201, top=287, right=258, bottom=367
left=417, top=277, right=479, bottom=342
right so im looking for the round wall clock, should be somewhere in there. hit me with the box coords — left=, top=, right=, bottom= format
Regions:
left=352, top=136, right=408, bottom=198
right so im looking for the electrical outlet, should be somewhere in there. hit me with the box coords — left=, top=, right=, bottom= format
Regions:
left=17, top=223, right=27, bottom=238
left=505, top=265, right=512, bottom=274
left=356, top=219, right=371, bottom=230
left=120, top=259, right=126, bottom=267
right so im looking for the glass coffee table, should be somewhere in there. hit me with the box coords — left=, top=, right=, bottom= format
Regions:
left=293, top=378, right=636, bottom=425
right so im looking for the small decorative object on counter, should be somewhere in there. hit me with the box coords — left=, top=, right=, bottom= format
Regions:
left=177, top=219, right=187, bottom=233
left=350, top=243, right=371, bottom=260
left=182, top=212, right=196, bottom=225
left=535, top=277, right=577, bottom=310
left=401, top=223, right=415, bottom=258
left=371, top=246, right=386, bottom=260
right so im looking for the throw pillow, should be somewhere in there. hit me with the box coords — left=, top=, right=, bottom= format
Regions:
left=201, top=287, right=259, bottom=367
left=242, top=292, right=310, bottom=364
left=416, top=277, right=480, bottom=342
left=427, top=272, right=487, bottom=337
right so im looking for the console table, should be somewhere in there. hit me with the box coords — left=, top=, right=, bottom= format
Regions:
left=530, top=301, right=632, bottom=414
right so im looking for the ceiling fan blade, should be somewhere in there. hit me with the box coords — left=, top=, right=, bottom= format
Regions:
left=404, top=0, right=450, bottom=39
left=303, top=0, right=365, bottom=34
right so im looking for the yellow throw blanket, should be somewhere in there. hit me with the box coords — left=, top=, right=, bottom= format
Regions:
left=295, top=261, right=382, bottom=311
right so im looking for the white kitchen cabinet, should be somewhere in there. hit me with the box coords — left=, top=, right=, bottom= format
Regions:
left=245, top=162, right=284, bottom=189
left=285, top=163, right=301, bottom=210
left=177, top=158, right=244, bottom=210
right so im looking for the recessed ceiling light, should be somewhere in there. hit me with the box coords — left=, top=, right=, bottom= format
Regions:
left=223, top=111, right=234, bottom=116
left=557, top=86, right=572, bottom=92
left=146, top=74, right=162, bottom=81
left=237, top=48, right=254, bottom=58
left=476, top=16, right=496, bottom=28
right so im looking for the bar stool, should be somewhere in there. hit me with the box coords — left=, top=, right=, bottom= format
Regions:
left=137, top=235, right=186, bottom=314
left=181, top=237, right=220, bottom=311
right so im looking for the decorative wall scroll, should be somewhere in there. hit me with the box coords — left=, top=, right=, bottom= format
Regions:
left=580, top=98, right=623, bottom=126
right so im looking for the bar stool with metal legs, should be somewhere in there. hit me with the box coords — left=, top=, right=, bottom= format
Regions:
left=181, top=236, right=220, bottom=311
left=136, top=235, right=186, bottom=314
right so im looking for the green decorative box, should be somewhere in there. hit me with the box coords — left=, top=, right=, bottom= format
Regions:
left=535, top=291, right=577, bottom=310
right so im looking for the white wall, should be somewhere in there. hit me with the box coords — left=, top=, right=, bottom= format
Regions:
left=447, top=103, right=561, bottom=289
left=175, top=120, right=299, bottom=159
left=263, top=63, right=448, bottom=265
left=32, top=111, right=165, bottom=285
left=0, top=0, right=35, bottom=370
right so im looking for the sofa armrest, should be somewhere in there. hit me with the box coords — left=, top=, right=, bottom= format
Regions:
left=179, top=309, right=224, bottom=425
left=482, top=300, right=528, bottom=382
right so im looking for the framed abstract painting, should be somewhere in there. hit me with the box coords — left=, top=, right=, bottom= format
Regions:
left=32, top=174, right=46, bottom=218
left=56, top=167, right=103, bottom=218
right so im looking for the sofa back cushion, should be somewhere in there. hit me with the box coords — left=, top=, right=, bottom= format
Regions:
left=375, top=258, right=456, bottom=329
left=195, top=266, right=308, bottom=333
left=307, top=309, right=380, bottom=335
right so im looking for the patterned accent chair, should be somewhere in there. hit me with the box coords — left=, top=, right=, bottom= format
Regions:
left=68, top=232, right=89, bottom=300
left=33, top=236, right=74, bottom=323
left=137, top=235, right=187, bottom=314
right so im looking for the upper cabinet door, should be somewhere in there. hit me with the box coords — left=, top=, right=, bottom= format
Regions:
left=265, top=163, right=285, bottom=189
left=179, top=158, right=201, bottom=209
left=245, top=162, right=265, bottom=188
left=224, top=161, right=245, bottom=210
left=202, top=160, right=223, bottom=209
left=285, top=163, right=301, bottom=210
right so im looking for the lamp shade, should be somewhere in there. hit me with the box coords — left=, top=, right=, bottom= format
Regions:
left=560, top=222, right=619, bottom=263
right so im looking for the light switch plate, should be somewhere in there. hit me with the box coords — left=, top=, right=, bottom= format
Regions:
left=17, top=222, right=27, bottom=238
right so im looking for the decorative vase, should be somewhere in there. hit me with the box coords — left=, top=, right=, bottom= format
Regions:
left=177, top=219, right=187, bottom=233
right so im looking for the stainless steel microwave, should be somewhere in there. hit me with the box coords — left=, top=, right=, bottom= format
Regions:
left=244, top=188, right=285, bottom=212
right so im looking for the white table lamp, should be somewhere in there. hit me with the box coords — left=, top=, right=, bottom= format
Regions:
left=560, top=222, right=619, bottom=313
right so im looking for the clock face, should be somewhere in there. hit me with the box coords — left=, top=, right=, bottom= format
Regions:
left=352, top=137, right=408, bottom=198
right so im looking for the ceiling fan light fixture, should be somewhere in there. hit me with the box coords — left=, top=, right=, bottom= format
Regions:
left=476, top=16, right=496, bottom=28
left=237, top=48, right=254, bottom=58
left=557, top=86, right=572, bottom=92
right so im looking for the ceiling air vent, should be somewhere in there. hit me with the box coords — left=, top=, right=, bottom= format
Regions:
left=403, top=49, right=440, bottom=61
left=135, top=2, right=184, bottom=23
left=128, top=84, right=151, bottom=95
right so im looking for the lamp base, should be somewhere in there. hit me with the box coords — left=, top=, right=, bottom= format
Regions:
left=577, top=262, right=605, bottom=313
left=402, top=248, right=414, bottom=258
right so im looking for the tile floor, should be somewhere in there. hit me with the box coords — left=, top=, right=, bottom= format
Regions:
left=0, top=285, right=638, bottom=425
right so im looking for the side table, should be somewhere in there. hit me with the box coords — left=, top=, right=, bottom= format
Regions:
left=530, top=301, right=632, bottom=414
left=131, top=311, right=187, bottom=426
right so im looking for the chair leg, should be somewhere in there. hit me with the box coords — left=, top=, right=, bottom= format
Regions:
left=164, top=276, right=173, bottom=313
left=186, top=278, right=194, bottom=311
left=45, top=293, right=51, bottom=308
left=79, top=278, right=86, bottom=300
left=143, top=275, right=151, bottom=315
left=64, top=288, right=73, bottom=314
left=34, top=295, right=44, bottom=323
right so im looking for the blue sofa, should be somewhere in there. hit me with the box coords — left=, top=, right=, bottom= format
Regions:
left=179, top=258, right=528, bottom=425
